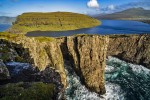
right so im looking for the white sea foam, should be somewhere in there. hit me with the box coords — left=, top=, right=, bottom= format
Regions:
left=64, top=63, right=126, bottom=100
left=103, top=82, right=126, bottom=100
left=107, top=56, right=150, bottom=75
left=129, top=63, right=150, bottom=75
left=105, top=65, right=115, bottom=73
left=6, top=57, right=149, bottom=100
left=64, top=64, right=101, bottom=100
left=65, top=56, right=150, bottom=100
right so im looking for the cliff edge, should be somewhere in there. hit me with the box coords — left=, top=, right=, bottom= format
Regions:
left=0, top=33, right=108, bottom=95
left=108, top=34, right=150, bottom=68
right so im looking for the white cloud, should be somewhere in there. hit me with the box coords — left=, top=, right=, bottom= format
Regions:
left=87, top=0, right=99, bottom=8
left=108, top=5, right=115, bottom=10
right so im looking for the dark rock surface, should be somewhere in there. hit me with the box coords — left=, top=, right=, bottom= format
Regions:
left=107, top=34, right=150, bottom=69
left=0, top=60, right=10, bottom=80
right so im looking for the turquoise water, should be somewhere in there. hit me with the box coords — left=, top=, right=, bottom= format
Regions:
left=2, top=57, right=150, bottom=100
left=64, top=57, right=150, bottom=100
left=106, top=57, right=150, bottom=100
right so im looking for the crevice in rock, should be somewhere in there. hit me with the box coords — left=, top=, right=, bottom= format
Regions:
left=59, top=37, right=86, bottom=87
left=73, top=37, right=86, bottom=85
left=0, top=39, right=34, bottom=64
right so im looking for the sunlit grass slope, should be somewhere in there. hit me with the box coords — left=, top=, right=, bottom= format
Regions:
left=8, top=12, right=101, bottom=34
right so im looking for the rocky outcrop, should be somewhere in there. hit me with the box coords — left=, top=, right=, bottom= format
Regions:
left=0, top=33, right=109, bottom=95
left=67, top=35, right=109, bottom=94
left=107, top=34, right=150, bottom=68
left=1, top=32, right=150, bottom=96
left=0, top=34, right=67, bottom=88
left=57, top=35, right=109, bottom=94
left=0, top=60, right=10, bottom=80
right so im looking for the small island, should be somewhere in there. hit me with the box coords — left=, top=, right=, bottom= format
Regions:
left=8, top=12, right=101, bottom=34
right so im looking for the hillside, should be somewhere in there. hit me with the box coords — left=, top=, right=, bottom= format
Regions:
left=96, top=8, right=150, bottom=23
left=0, top=16, right=16, bottom=24
left=8, top=12, right=101, bottom=34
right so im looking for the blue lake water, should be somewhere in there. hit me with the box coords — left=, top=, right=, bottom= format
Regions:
left=0, top=24, right=11, bottom=32
left=26, top=20, right=150, bottom=37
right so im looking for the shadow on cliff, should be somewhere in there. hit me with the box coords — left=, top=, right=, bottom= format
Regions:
left=59, top=37, right=87, bottom=89
left=0, top=39, right=35, bottom=84
left=110, top=52, right=148, bottom=68
left=0, top=39, right=34, bottom=64
left=0, top=39, right=63, bottom=90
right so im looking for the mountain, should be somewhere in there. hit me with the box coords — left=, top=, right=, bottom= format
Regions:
left=96, top=7, right=150, bottom=21
left=8, top=12, right=100, bottom=34
left=0, top=16, right=16, bottom=25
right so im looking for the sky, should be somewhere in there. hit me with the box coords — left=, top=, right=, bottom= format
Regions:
left=0, top=0, right=150, bottom=17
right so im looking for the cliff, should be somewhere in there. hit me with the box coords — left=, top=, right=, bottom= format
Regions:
left=57, top=35, right=109, bottom=94
left=107, top=34, right=150, bottom=68
left=7, top=12, right=100, bottom=34
left=0, top=32, right=67, bottom=88
left=0, top=33, right=108, bottom=95
left=1, top=32, right=150, bottom=95
left=1, top=32, right=149, bottom=96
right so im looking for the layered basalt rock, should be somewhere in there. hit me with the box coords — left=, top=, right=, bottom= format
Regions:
left=107, top=34, right=150, bottom=68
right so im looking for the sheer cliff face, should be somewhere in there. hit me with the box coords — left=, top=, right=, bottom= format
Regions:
left=0, top=34, right=109, bottom=94
left=0, top=35, right=67, bottom=88
left=65, top=35, right=109, bottom=94
left=107, top=34, right=150, bottom=68
left=56, top=35, right=109, bottom=94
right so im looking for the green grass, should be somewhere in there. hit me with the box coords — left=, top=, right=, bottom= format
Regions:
left=0, top=82, right=55, bottom=100
left=0, top=32, right=55, bottom=43
left=0, top=32, right=18, bottom=40
left=35, top=37, right=55, bottom=42
left=8, top=12, right=101, bottom=34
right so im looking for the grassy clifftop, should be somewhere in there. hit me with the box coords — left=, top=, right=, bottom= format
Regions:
left=8, top=12, right=101, bottom=34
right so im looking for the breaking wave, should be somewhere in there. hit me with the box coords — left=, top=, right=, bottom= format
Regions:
left=64, top=57, right=150, bottom=100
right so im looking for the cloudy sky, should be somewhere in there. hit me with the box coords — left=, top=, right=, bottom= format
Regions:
left=0, top=0, right=150, bottom=16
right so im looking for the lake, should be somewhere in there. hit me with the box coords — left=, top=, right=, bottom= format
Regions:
left=0, top=24, right=11, bottom=32
left=26, top=20, right=150, bottom=37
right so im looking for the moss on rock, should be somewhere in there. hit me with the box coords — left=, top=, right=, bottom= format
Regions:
left=0, top=82, right=55, bottom=100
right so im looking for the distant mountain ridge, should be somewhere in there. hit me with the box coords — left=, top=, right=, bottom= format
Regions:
left=0, top=16, right=16, bottom=25
left=96, top=7, right=150, bottom=20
